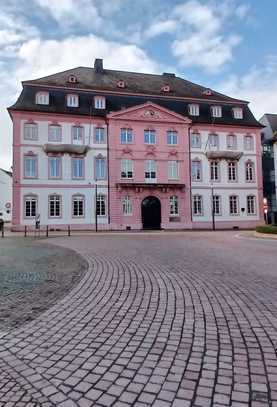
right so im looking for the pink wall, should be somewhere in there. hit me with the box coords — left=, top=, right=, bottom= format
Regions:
left=108, top=102, right=192, bottom=230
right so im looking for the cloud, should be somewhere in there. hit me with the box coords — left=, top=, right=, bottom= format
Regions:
left=145, top=20, right=178, bottom=39
left=218, top=56, right=277, bottom=119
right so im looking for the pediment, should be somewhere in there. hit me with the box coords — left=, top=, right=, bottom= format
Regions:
left=107, top=102, right=191, bottom=124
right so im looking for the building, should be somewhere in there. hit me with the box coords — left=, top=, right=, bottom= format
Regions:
left=260, top=114, right=277, bottom=224
left=0, top=168, right=12, bottom=222
left=8, top=58, right=264, bottom=231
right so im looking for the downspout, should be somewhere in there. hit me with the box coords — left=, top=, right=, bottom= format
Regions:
left=188, top=125, right=193, bottom=228
left=106, top=118, right=111, bottom=228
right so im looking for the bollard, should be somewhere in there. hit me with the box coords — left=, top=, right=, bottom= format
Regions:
left=24, top=225, right=27, bottom=237
left=68, top=225, right=71, bottom=237
left=0, top=219, right=4, bottom=238
left=46, top=225, right=49, bottom=237
left=1, top=226, right=4, bottom=238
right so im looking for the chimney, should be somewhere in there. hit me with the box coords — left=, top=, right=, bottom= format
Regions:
left=94, top=58, right=103, bottom=73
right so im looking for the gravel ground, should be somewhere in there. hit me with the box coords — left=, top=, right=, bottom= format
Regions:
left=0, top=237, right=87, bottom=332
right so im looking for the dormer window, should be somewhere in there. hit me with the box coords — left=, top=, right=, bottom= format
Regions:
left=211, top=105, right=222, bottom=118
left=36, top=92, right=49, bottom=105
left=162, top=85, right=170, bottom=92
left=68, top=75, right=78, bottom=83
left=117, top=80, right=125, bottom=88
left=232, top=107, right=243, bottom=119
left=94, top=96, right=106, bottom=109
left=188, top=104, right=199, bottom=116
left=67, top=94, right=79, bottom=107
left=203, top=88, right=212, bottom=96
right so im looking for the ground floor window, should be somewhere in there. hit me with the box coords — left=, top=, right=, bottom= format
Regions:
left=122, top=196, right=132, bottom=216
left=49, top=194, right=61, bottom=217
left=229, top=195, right=239, bottom=215
left=170, top=195, right=178, bottom=215
left=247, top=195, right=256, bottom=215
left=73, top=195, right=85, bottom=217
left=193, top=195, right=203, bottom=216
left=96, top=194, right=106, bottom=216
left=213, top=195, right=221, bottom=215
left=24, top=195, right=37, bottom=218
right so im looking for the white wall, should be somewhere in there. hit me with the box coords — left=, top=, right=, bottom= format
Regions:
left=0, top=169, right=12, bottom=221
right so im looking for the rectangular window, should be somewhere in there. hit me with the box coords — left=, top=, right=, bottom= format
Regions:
left=36, top=92, right=49, bottom=105
left=49, top=157, right=61, bottom=179
left=246, top=162, right=254, bottom=182
left=170, top=196, right=179, bottom=215
left=228, top=161, right=237, bottom=182
left=188, top=104, right=199, bottom=116
left=49, top=195, right=61, bottom=217
left=24, top=196, right=37, bottom=218
left=213, top=195, right=221, bottom=216
left=120, top=128, right=133, bottom=144
left=72, top=126, right=84, bottom=145
left=96, top=194, right=106, bottom=216
left=123, top=196, right=132, bottom=216
left=95, top=157, right=107, bottom=179
left=233, top=107, right=243, bottom=119
left=121, top=159, right=133, bottom=179
left=244, top=135, right=254, bottom=151
left=72, top=158, right=84, bottom=179
left=210, top=161, right=219, bottom=181
left=94, top=127, right=105, bottom=144
left=168, top=161, right=179, bottom=180
left=167, top=131, right=178, bottom=145
left=193, top=195, right=203, bottom=216
left=211, top=106, right=222, bottom=118
left=67, top=94, right=79, bottom=107
left=145, top=160, right=156, bottom=181
left=144, top=130, right=156, bottom=144
left=24, top=156, right=37, bottom=178
left=49, top=125, right=62, bottom=142
left=24, top=123, right=38, bottom=140
left=73, top=195, right=84, bottom=217
left=191, top=132, right=201, bottom=148
left=247, top=196, right=256, bottom=215
left=227, top=134, right=237, bottom=149
left=229, top=195, right=239, bottom=215
left=191, top=160, right=202, bottom=181
left=94, top=96, right=106, bottom=109
left=209, top=134, right=219, bottom=148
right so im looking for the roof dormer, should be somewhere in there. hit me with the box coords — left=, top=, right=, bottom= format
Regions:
left=94, top=96, right=106, bottom=109
left=117, top=80, right=126, bottom=88
left=161, top=85, right=170, bottom=92
left=68, top=74, right=78, bottom=83
left=35, top=91, right=49, bottom=105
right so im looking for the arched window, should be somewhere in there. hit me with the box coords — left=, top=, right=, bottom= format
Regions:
left=245, top=161, right=255, bottom=182
left=72, top=195, right=85, bottom=217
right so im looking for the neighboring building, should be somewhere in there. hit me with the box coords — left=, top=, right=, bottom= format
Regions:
left=0, top=168, right=12, bottom=222
left=260, top=114, right=277, bottom=224
left=8, top=59, right=264, bottom=230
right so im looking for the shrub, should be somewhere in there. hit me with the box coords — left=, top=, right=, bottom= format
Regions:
left=256, top=225, right=277, bottom=234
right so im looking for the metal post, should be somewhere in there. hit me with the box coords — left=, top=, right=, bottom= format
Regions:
left=24, top=225, right=27, bottom=237
left=95, top=182, right=98, bottom=232
left=68, top=225, right=71, bottom=237
left=46, top=225, right=49, bottom=237
left=211, top=185, right=215, bottom=231
left=1, top=225, right=4, bottom=238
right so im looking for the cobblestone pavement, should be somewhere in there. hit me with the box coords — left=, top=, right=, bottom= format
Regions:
left=1, top=231, right=277, bottom=407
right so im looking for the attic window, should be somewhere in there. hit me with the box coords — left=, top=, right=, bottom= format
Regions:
left=67, top=94, right=79, bottom=107
left=94, top=96, right=106, bottom=109
left=162, top=85, right=170, bottom=92
left=233, top=107, right=243, bottom=119
left=36, top=91, right=49, bottom=105
left=68, top=75, right=78, bottom=83
left=117, top=80, right=125, bottom=88
left=203, top=88, right=212, bottom=96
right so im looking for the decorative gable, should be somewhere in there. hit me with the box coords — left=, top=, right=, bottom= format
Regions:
left=108, top=102, right=191, bottom=124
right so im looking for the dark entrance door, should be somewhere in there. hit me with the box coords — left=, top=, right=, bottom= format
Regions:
left=141, top=196, right=161, bottom=229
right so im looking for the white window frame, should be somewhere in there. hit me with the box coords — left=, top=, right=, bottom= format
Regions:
left=144, top=129, right=156, bottom=145
left=247, top=195, right=256, bottom=215
left=72, top=126, right=84, bottom=145
left=245, top=161, right=255, bottom=182
left=120, top=128, right=133, bottom=144
left=49, top=157, right=61, bottom=179
left=211, top=105, right=222, bottom=118
left=228, top=161, right=237, bottom=182
left=123, top=196, right=132, bottom=216
left=94, top=127, right=106, bottom=144
left=208, top=133, right=219, bottom=149
left=229, top=195, right=239, bottom=215
left=210, top=160, right=220, bottom=182
left=24, top=155, right=38, bottom=178
left=36, top=91, right=49, bottom=105
left=227, top=134, right=237, bottom=150
left=67, top=94, right=79, bottom=107
left=168, top=161, right=179, bottom=180
left=72, top=158, right=84, bottom=179
left=121, top=159, right=133, bottom=179
left=94, top=96, right=106, bottom=109
left=191, top=160, right=202, bottom=181
left=193, top=195, right=203, bottom=216
left=24, top=123, right=38, bottom=141
left=96, top=194, right=106, bottom=216
left=95, top=157, right=107, bottom=180
left=49, top=194, right=61, bottom=218
left=188, top=104, right=199, bottom=116
left=170, top=195, right=179, bottom=216
left=191, top=132, right=201, bottom=148
left=72, top=195, right=85, bottom=217
left=167, top=130, right=178, bottom=145
left=233, top=107, right=243, bottom=119
left=49, top=125, right=62, bottom=142
left=213, top=195, right=221, bottom=216
left=244, top=135, right=254, bottom=151
left=24, top=195, right=38, bottom=218
left=145, top=160, right=156, bottom=182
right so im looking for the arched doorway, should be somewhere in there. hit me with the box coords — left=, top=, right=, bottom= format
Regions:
left=141, top=196, right=161, bottom=230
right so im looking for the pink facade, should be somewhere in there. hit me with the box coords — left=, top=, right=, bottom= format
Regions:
left=108, top=102, right=192, bottom=230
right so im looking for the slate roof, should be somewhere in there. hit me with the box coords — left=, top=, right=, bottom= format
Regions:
left=9, top=61, right=262, bottom=128
left=263, top=114, right=277, bottom=132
